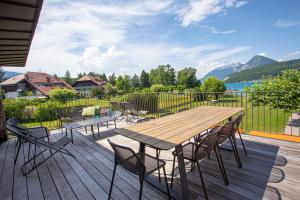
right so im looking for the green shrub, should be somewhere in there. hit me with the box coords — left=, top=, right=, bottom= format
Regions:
left=48, top=88, right=76, bottom=101
left=33, top=101, right=60, bottom=121
left=150, top=84, right=168, bottom=92
left=104, top=83, right=118, bottom=96
left=90, top=87, right=105, bottom=97
left=3, top=99, right=28, bottom=119
left=123, top=91, right=158, bottom=113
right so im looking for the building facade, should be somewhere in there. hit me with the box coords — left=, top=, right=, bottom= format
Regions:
left=72, top=76, right=106, bottom=97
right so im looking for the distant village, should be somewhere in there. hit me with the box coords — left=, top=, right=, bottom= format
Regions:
left=0, top=72, right=107, bottom=99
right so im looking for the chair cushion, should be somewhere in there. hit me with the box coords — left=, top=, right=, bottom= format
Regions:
left=82, top=107, right=96, bottom=116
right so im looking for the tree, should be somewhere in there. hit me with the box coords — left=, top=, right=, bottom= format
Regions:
left=88, top=72, right=96, bottom=76
left=177, top=67, right=200, bottom=88
left=150, top=84, right=168, bottom=92
left=140, top=70, right=150, bottom=88
left=98, top=73, right=108, bottom=82
left=245, top=69, right=300, bottom=109
left=116, top=75, right=131, bottom=92
left=78, top=73, right=83, bottom=79
left=104, top=83, right=118, bottom=96
left=0, top=67, right=5, bottom=82
left=64, top=70, right=72, bottom=84
left=48, top=88, right=76, bottom=101
left=149, top=64, right=176, bottom=86
left=132, top=74, right=140, bottom=88
left=90, top=87, right=105, bottom=97
left=108, top=73, right=116, bottom=86
left=201, top=76, right=226, bottom=96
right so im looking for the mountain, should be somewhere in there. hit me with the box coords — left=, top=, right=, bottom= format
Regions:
left=225, top=59, right=300, bottom=83
left=3, top=71, right=21, bottom=80
left=201, top=55, right=277, bottom=81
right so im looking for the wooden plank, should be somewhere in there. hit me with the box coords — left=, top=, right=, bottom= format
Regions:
left=41, top=150, right=78, bottom=200
left=0, top=140, right=9, bottom=181
left=13, top=142, right=28, bottom=200
left=0, top=139, right=15, bottom=200
left=52, top=153, right=95, bottom=200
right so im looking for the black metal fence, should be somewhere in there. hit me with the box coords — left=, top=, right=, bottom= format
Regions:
left=3, top=91, right=300, bottom=136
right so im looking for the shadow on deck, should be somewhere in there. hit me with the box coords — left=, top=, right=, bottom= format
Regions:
left=0, top=125, right=300, bottom=200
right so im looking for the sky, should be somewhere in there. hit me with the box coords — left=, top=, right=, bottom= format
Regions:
left=4, top=0, right=300, bottom=78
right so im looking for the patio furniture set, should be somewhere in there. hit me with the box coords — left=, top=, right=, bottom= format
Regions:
left=6, top=104, right=246, bottom=200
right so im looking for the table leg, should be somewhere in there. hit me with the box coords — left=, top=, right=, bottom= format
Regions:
left=175, top=145, right=189, bottom=200
left=107, top=121, right=109, bottom=128
left=85, top=126, right=88, bottom=134
left=139, top=142, right=145, bottom=162
left=91, top=125, right=95, bottom=137
left=71, top=129, right=73, bottom=144
left=97, top=123, right=100, bottom=137
left=114, top=120, right=116, bottom=128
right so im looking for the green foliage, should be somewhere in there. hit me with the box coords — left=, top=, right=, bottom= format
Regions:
left=116, top=75, right=131, bottom=92
left=226, top=59, right=300, bottom=83
left=3, top=99, right=28, bottom=119
left=149, top=64, right=176, bottom=86
left=90, top=87, right=105, bottom=97
left=48, top=88, right=76, bottom=101
left=63, top=70, right=72, bottom=84
left=132, top=74, right=140, bottom=88
left=123, top=91, right=158, bottom=113
left=176, top=84, right=186, bottom=92
left=33, top=101, right=59, bottom=121
left=201, top=77, right=226, bottom=93
left=104, top=83, right=118, bottom=96
left=140, top=70, right=150, bottom=88
left=177, top=67, right=200, bottom=88
left=108, top=73, right=116, bottom=86
left=150, top=84, right=168, bottom=92
left=246, top=69, right=300, bottom=109
left=19, top=90, right=33, bottom=97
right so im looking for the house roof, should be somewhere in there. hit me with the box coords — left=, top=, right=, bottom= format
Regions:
left=0, top=0, right=44, bottom=67
left=76, top=75, right=106, bottom=86
left=1, top=72, right=74, bottom=96
left=0, top=74, right=25, bottom=85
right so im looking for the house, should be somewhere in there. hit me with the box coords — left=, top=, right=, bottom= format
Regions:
left=0, top=72, right=74, bottom=99
left=72, top=75, right=106, bottom=97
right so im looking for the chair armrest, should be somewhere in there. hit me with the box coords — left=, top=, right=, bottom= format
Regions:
left=28, top=126, right=50, bottom=136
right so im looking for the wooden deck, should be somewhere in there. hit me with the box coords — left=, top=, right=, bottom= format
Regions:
left=1, top=123, right=300, bottom=200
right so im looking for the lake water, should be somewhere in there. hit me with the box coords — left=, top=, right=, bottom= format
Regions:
left=225, top=81, right=254, bottom=91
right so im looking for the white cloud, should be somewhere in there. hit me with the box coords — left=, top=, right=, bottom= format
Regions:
left=178, top=0, right=247, bottom=26
left=4, top=0, right=250, bottom=78
left=281, top=51, right=300, bottom=60
left=201, top=25, right=235, bottom=34
left=258, top=52, right=267, bottom=56
left=274, top=19, right=299, bottom=28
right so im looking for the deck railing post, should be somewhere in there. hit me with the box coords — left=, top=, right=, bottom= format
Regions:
left=0, top=94, right=7, bottom=142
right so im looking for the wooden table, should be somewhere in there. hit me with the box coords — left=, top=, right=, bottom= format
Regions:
left=115, top=106, right=243, bottom=199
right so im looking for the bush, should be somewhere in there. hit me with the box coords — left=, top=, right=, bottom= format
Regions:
left=201, top=76, right=226, bottom=99
left=123, top=91, right=158, bottom=113
left=3, top=99, right=28, bottom=119
left=104, top=83, right=118, bottom=96
left=90, top=87, right=105, bottom=97
left=48, top=88, right=76, bottom=101
left=176, top=84, right=186, bottom=92
left=150, top=84, right=168, bottom=92
left=33, top=101, right=60, bottom=121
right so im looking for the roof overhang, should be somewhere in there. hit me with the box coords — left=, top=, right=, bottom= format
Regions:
left=0, top=0, right=44, bottom=67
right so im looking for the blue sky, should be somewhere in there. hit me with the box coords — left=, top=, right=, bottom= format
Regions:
left=5, top=0, right=300, bottom=78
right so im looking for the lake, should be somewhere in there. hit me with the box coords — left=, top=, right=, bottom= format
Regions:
left=225, top=81, right=254, bottom=91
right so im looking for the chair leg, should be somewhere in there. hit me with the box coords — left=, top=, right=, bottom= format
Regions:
left=14, top=140, right=21, bottom=164
left=237, top=129, right=247, bottom=155
left=229, top=136, right=242, bottom=168
left=156, top=149, right=161, bottom=182
left=108, top=163, right=117, bottom=200
left=170, top=155, right=176, bottom=189
left=139, top=176, right=144, bottom=200
left=162, top=166, right=171, bottom=199
left=214, top=146, right=228, bottom=185
left=196, top=161, right=208, bottom=200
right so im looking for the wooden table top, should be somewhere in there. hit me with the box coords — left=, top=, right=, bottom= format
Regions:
left=114, top=106, right=243, bottom=150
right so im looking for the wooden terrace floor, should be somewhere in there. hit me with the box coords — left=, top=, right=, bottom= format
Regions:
left=1, top=122, right=300, bottom=200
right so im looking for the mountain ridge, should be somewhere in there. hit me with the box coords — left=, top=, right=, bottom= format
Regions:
left=201, top=55, right=277, bottom=81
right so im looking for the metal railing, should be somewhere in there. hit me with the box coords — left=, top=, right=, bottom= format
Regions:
left=3, top=91, right=300, bottom=136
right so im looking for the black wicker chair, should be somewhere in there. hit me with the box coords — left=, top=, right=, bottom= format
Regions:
left=108, top=139, right=170, bottom=200
left=6, top=124, right=74, bottom=176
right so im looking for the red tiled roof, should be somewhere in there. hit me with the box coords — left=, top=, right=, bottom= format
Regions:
left=76, top=75, right=106, bottom=86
